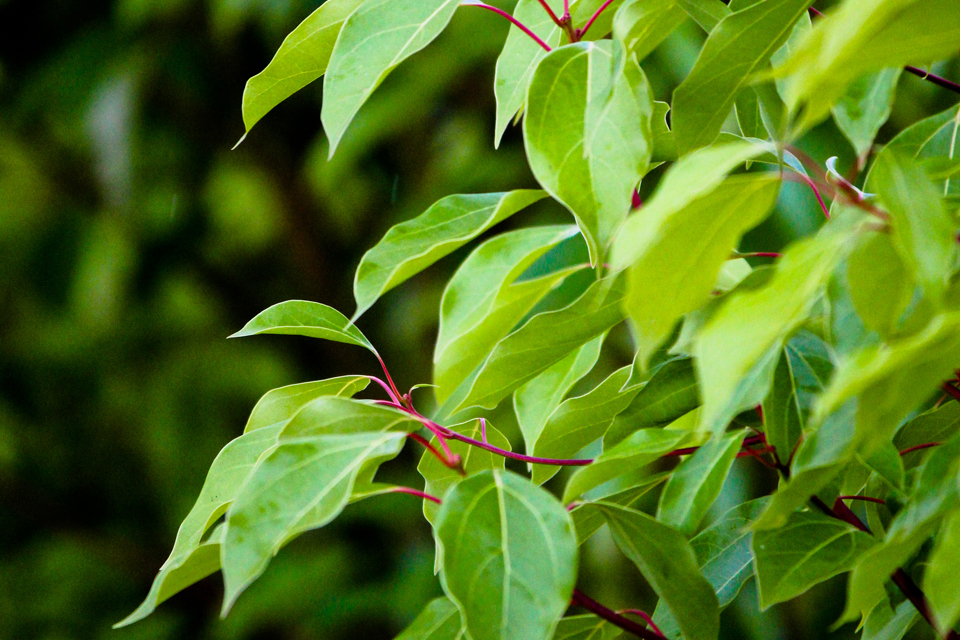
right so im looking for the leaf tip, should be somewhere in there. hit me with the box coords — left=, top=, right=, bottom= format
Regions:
left=231, top=131, right=249, bottom=151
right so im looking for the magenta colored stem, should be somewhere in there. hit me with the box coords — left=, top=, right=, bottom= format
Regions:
left=461, top=2, right=553, bottom=52
left=735, top=252, right=781, bottom=259
left=838, top=495, right=886, bottom=505
left=375, top=354, right=403, bottom=403
left=562, top=0, right=570, bottom=20
left=444, top=429, right=593, bottom=466
left=535, top=0, right=563, bottom=25
left=800, top=173, right=831, bottom=219
left=899, top=442, right=942, bottom=456
left=365, top=375, right=401, bottom=404
left=943, top=382, right=960, bottom=403
left=390, top=486, right=442, bottom=505
left=578, top=0, right=615, bottom=39
left=619, top=610, right=665, bottom=637
left=407, top=432, right=462, bottom=471
left=572, top=589, right=665, bottom=640
left=479, top=417, right=488, bottom=444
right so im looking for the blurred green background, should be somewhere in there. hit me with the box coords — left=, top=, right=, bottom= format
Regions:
left=0, top=0, right=956, bottom=638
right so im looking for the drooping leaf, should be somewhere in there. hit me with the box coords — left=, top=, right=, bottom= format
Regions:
left=230, top=300, right=377, bottom=353
left=243, top=376, right=371, bottom=433
left=239, top=0, right=366, bottom=137
left=532, top=365, right=641, bottom=485
left=445, top=275, right=628, bottom=416
left=652, top=498, right=770, bottom=638
left=657, top=430, right=747, bottom=536
left=923, top=508, right=960, bottom=633
left=515, top=335, right=605, bottom=454
left=598, top=503, right=720, bottom=640
left=671, top=0, right=813, bottom=154
left=831, top=68, right=901, bottom=160
left=605, top=357, right=700, bottom=446
left=870, top=150, right=957, bottom=304
left=621, top=173, right=781, bottom=365
left=321, top=0, right=460, bottom=154
left=395, top=597, right=465, bottom=640
left=878, top=103, right=960, bottom=198
left=613, top=0, right=687, bottom=62
left=753, top=510, right=876, bottom=608
left=524, top=40, right=654, bottom=264
left=551, top=614, right=621, bottom=640
left=433, top=225, right=580, bottom=403
left=437, top=470, right=578, bottom=640
left=845, top=232, right=915, bottom=339
left=696, top=229, right=851, bottom=435
left=353, top=190, right=547, bottom=319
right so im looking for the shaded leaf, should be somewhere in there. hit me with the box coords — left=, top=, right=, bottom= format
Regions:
left=395, top=597, right=465, bottom=640
left=846, top=233, right=915, bottom=338
left=230, top=300, right=376, bottom=353
left=832, top=68, right=901, bottom=160
left=570, top=473, right=670, bottom=545
left=924, top=508, right=960, bottom=633
left=894, top=403, right=960, bottom=466
left=879, top=103, right=960, bottom=198
left=551, top=614, right=621, bottom=640
left=862, top=598, right=919, bottom=640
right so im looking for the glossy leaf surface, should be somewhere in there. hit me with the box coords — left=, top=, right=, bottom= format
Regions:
left=243, top=376, right=370, bottom=433
left=230, top=300, right=377, bottom=353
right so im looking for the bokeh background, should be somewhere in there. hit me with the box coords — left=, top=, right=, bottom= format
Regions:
left=1, top=0, right=957, bottom=638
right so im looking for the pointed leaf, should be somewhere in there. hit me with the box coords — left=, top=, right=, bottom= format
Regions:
left=239, top=0, right=365, bottom=135
left=862, top=599, right=919, bottom=640
left=230, top=300, right=376, bottom=353
left=321, top=0, right=460, bottom=154
left=614, top=0, right=686, bottom=62
left=570, top=474, right=670, bottom=545
left=437, top=470, right=578, bottom=640
left=353, top=190, right=547, bottom=318
left=395, top=597, right=465, bottom=640
left=243, top=376, right=370, bottom=433
left=831, top=68, right=901, bottom=160
left=879, top=103, right=960, bottom=198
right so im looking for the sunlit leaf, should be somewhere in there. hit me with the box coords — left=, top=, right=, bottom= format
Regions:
left=677, top=0, right=730, bottom=32
left=230, top=300, right=377, bottom=353
left=395, top=597, right=465, bottom=640
left=614, top=0, right=687, bottom=62
left=243, top=376, right=371, bottom=433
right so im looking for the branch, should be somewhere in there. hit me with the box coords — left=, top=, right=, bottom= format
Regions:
left=389, top=486, right=442, bottom=504
left=461, top=2, right=553, bottom=52
left=571, top=589, right=665, bottom=640
left=577, top=0, right=616, bottom=40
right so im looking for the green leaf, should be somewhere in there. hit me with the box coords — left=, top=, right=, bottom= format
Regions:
left=446, top=275, right=628, bottom=416
left=239, top=0, right=366, bottom=137
left=395, top=597, right=465, bottom=640
left=862, top=598, right=919, bottom=640
left=846, top=233, right=915, bottom=338
left=870, top=150, right=957, bottom=304
left=894, top=402, right=960, bottom=466
left=753, top=510, right=876, bottom=608
left=437, top=470, right=578, bottom=640
left=321, top=0, right=460, bottom=154
left=598, top=503, right=720, bottom=640
left=762, top=331, right=833, bottom=461
left=878, top=103, right=960, bottom=198
left=353, top=190, right=547, bottom=319
left=230, top=300, right=377, bottom=354
left=677, top=0, right=730, bottom=32
left=735, top=89, right=766, bottom=139
left=532, top=365, right=641, bottom=485
left=651, top=101, right=678, bottom=162
left=614, top=0, right=687, bottom=62
left=924, top=508, right=960, bottom=633
left=515, top=335, right=605, bottom=454
left=563, top=424, right=694, bottom=503
left=243, top=376, right=371, bottom=433
left=776, top=0, right=960, bottom=132
left=671, top=0, right=813, bottom=154
left=620, top=173, right=781, bottom=365
left=524, top=40, right=654, bottom=264
left=652, top=498, right=770, bottom=637
left=570, top=474, right=670, bottom=545
left=831, top=68, right=901, bottom=160
left=605, top=357, right=700, bottom=447
left=433, top=225, right=580, bottom=404
left=696, top=229, right=851, bottom=435
left=551, top=615, right=621, bottom=640
left=657, top=430, right=747, bottom=536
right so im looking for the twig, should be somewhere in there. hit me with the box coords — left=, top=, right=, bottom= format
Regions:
left=571, top=589, right=666, bottom=640
left=389, top=486, right=442, bottom=504
left=461, top=2, right=553, bottom=52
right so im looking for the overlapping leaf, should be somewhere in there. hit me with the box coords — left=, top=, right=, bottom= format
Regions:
left=877, top=103, right=960, bottom=197
left=395, top=596, right=465, bottom=640
left=832, top=68, right=901, bottom=160
left=605, top=357, right=700, bottom=446
left=614, top=0, right=687, bottom=62
left=243, top=376, right=370, bottom=433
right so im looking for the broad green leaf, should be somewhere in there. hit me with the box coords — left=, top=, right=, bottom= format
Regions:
left=395, top=597, right=465, bottom=640
left=221, top=429, right=407, bottom=613
left=230, top=300, right=376, bottom=353
left=605, top=357, right=700, bottom=447
left=671, top=0, right=813, bottom=154
left=652, top=498, right=770, bottom=638
left=570, top=473, right=670, bottom=545
left=321, top=0, right=460, bottom=154
left=353, top=190, right=547, bottom=318
left=879, top=103, right=960, bottom=198
left=753, top=510, right=876, bottom=608
left=239, top=0, right=365, bottom=136
left=677, top=0, right=730, bottom=32
left=515, top=335, right=605, bottom=453
left=657, top=430, right=747, bottom=536
left=776, top=0, right=960, bottom=132
left=761, top=331, right=833, bottom=460
left=894, top=402, right=960, bottom=465
left=571, top=0, right=630, bottom=41
left=735, top=89, right=766, bottom=139
left=493, top=0, right=565, bottom=147
left=446, top=275, right=628, bottom=416
left=613, top=0, right=687, bottom=62
left=696, top=229, right=851, bottom=435
left=524, top=40, right=654, bottom=264
left=862, top=598, right=919, bottom=640
left=532, top=365, right=641, bottom=485
left=859, top=440, right=905, bottom=493
left=437, top=470, right=578, bottom=640
left=115, top=424, right=283, bottom=626
left=610, top=140, right=764, bottom=271
left=598, top=503, right=720, bottom=640
left=433, top=225, right=580, bottom=403
left=279, top=396, right=423, bottom=440
left=551, top=615, right=621, bottom=640
left=870, top=150, right=957, bottom=303
left=846, top=233, right=915, bottom=338
left=831, top=68, right=901, bottom=160
left=621, top=173, right=781, bottom=365
left=924, top=508, right=960, bottom=633
left=563, top=424, right=693, bottom=503
left=243, top=376, right=370, bottom=433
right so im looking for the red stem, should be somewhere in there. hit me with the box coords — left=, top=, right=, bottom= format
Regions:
left=942, top=382, right=960, bottom=403
left=734, top=252, right=782, bottom=259
left=443, top=429, right=594, bottom=466
left=572, top=589, right=665, bottom=640
left=837, top=495, right=886, bottom=505
left=534, top=0, right=563, bottom=26
left=619, top=610, right=665, bottom=638
left=375, top=354, right=403, bottom=404
left=461, top=2, right=553, bottom=52
left=899, top=442, right=942, bottom=456
left=389, top=486, right=442, bottom=504
left=577, top=0, right=616, bottom=40
left=407, top=432, right=463, bottom=472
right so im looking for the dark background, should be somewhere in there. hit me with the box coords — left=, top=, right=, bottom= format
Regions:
left=0, top=0, right=956, bottom=638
